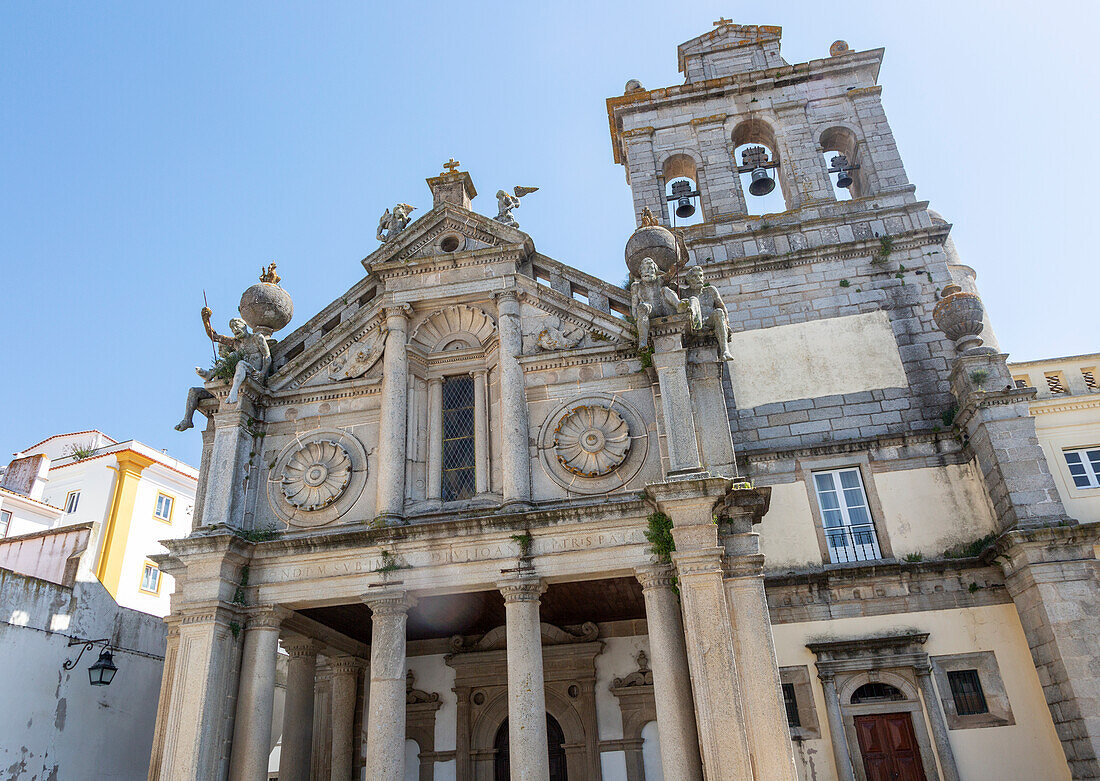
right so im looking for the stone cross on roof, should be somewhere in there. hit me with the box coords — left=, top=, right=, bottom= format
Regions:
left=713, top=17, right=732, bottom=27
left=442, top=158, right=461, bottom=174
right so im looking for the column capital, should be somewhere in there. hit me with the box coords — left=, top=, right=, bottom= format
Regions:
left=722, top=553, right=765, bottom=579
left=635, top=562, right=677, bottom=592
left=281, top=635, right=323, bottom=658
left=383, top=302, right=413, bottom=323
left=498, top=576, right=546, bottom=603
left=427, top=375, right=443, bottom=386
left=364, top=590, right=417, bottom=616
left=817, top=669, right=837, bottom=683
left=471, top=368, right=488, bottom=379
left=493, top=288, right=521, bottom=305
left=328, top=654, right=368, bottom=675
left=244, top=604, right=288, bottom=630
left=670, top=548, right=724, bottom=578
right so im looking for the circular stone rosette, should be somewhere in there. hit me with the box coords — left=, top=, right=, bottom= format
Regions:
left=267, top=430, right=368, bottom=528
left=281, top=440, right=351, bottom=510
left=554, top=406, right=630, bottom=477
left=538, top=394, right=651, bottom=495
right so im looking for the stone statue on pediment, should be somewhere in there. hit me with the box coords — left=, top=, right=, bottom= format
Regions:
left=630, top=257, right=681, bottom=350
left=377, top=203, right=415, bottom=243
left=679, top=265, right=734, bottom=361
left=494, top=186, right=538, bottom=229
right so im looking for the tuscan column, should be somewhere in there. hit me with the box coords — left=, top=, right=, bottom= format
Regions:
left=472, top=369, right=490, bottom=494
left=363, top=591, right=416, bottom=781
left=330, top=656, right=364, bottom=781
left=426, top=377, right=443, bottom=502
left=228, top=607, right=283, bottom=781
left=280, top=637, right=321, bottom=780
left=647, top=478, right=751, bottom=779
left=721, top=503, right=799, bottom=781
left=817, top=671, right=855, bottom=781
left=376, top=304, right=412, bottom=520
left=915, top=665, right=960, bottom=781
left=635, top=564, right=703, bottom=781
left=499, top=575, right=550, bottom=781
left=494, top=290, right=532, bottom=508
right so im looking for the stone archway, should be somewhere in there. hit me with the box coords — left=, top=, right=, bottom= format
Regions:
left=493, top=714, right=569, bottom=781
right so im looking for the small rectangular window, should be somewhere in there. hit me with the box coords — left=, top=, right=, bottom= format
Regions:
left=65, top=491, right=80, bottom=514
left=0, top=510, right=11, bottom=537
left=154, top=493, right=174, bottom=522
left=1012, top=375, right=1029, bottom=389
left=140, top=562, right=161, bottom=594
left=782, top=682, right=801, bottom=727
left=1045, top=372, right=1068, bottom=395
left=1082, top=368, right=1098, bottom=392
left=441, top=376, right=477, bottom=502
left=812, top=467, right=881, bottom=563
left=947, top=669, right=989, bottom=716
left=1064, top=448, right=1100, bottom=489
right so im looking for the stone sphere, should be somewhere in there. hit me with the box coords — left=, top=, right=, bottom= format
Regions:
left=830, top=40, right=850, bottom=57
left=624, top=79, right=644, bottom=94
left=239, top=282, right=293, bottom=336
left=625, top=224, right=680, bottom=277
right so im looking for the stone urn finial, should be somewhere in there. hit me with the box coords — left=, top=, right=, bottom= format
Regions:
left=932, top=283, right=985, bottom=354
left=239, top=263, right=293, bottom=337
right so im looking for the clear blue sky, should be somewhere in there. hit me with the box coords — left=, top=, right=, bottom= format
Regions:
left=2, top=1, right=1097, bottom=468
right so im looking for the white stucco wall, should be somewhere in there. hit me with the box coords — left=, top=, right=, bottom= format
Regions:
left=406, top=652, right=457, bottom=753
left=772, top=605, right=1069, bottom=781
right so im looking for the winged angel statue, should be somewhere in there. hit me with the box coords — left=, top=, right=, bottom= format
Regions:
left=494, top=186, right=538, bottom=229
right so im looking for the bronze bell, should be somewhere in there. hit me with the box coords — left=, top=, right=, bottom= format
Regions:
left=748, top=167, right=776, bottom=197
left=671, top=179, right=696, bottom=218
left=836, top=170, right=854, bottom=189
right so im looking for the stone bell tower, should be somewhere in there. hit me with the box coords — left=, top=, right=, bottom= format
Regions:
left=608, top=21, right=912, bottom=239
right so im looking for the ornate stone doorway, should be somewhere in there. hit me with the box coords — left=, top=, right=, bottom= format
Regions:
left=853, top=712, right=925, bottom=781
left=493, top=715, right=569, bottom=781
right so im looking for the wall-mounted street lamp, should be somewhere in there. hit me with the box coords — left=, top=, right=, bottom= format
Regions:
left=63, top=638, right=118, bottom=686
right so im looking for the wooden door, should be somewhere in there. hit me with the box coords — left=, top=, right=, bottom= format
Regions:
left=854, top=712, right=925, bottom=781
left=493, top=715, right=569, bottom=781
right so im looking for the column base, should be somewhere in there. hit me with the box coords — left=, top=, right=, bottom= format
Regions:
left=372, top=512, right=407, bottom=526
left=496, top=499, right=536, bottom=514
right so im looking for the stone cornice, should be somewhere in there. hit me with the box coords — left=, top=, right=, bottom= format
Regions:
left=1029, top=395, right=1100, bottom=415
left=740, top=429, right=965, bottom=468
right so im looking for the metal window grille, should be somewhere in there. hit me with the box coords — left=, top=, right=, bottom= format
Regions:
left=1045, top=373, right=1068, bottom=394
left=441, top=376, right=477, bottom=502
left=1013, top=377, right=1029, bottom=389
left=1083, top=369, right=1098, bottom=391
left=850, top=682, right=905, bottom=704
left=1063, top=448, right=1100, bottom=489
left=947, top=669, right=989, bottom=715
left=813, top=468, right=882, bottom=563
left=782, top=683, right=801, bottom=727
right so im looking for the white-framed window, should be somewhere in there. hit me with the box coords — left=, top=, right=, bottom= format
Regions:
left=154, top=493, right=174, bottom=522
left=140, top=562, right=161, bottom=594
left=64, top=491, right=80, bottom=514
left=812, top=467, right=882, bottom=563
left=1064, top=448, right=1100, bottom=489
left=0, top=510, right=11, bottom=537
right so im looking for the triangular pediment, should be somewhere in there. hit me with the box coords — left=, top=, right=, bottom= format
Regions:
left=361, top=202, right=534, bottom=271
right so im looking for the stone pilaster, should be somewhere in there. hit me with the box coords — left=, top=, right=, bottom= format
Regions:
left=950, top=352, right=1069, bottom=530
left=720, top=506, right=799, bottom=781
left=192, top=423, right=215, bottom=529
left=915, top=665, right=960, bottom=781
left=363, top=591, right=416, bottom=781
left=147, top=615, right=180, bottom=781
left=997, top=525, right=1100, bottom=778
left=651, top=319, right=704, bottom=477
left=228, top=607, right=283, bottom=781
left=647, top=477, right=752, bottom=779
left=280, top=636, right=321, bottom=781
left=499, top=575, right=550, bottom=781
left=691, top=115, right=746, bottom=218
left=817, top=671, right=856, bottom=781
left=329, top=656, right=365, bottom=781
left=158, top=604, right=244, bottom=780
left=201, top=407, right=258, bottom=528
left=621, top=128, right=664, bottom=225
left=494, top=290, right=532, bottom=508
left=426, top=377, right=443, bottom=503
left=376, top=304, right=412, bottom=521
left=635, top=564, right=703, bottom=781
left=472, top=369, right=490, bottom=494
left=773, top=102, right=834, bottom=205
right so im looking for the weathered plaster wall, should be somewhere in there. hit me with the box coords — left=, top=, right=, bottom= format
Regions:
left=772, top=605, right=1069, bottom=781
left=0, top=571, right=166, bottom=780
left=726, top=311, right=907, bottom=409
left=758, top=482, right=821, bottom=570
left=1030, top=404, right=1100, bottom=524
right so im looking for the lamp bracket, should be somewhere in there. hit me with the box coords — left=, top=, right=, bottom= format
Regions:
left=62, top=637, right=111, bottom=671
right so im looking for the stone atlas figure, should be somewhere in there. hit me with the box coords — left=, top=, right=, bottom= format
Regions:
left=175, top=264, right=292, bottom=431
left=679, top=265, right=735, bottom=361
left=630, top=257, right=681, bottom=350
left=494, top=186, right=539, bottom=229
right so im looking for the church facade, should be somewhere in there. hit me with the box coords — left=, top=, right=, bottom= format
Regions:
left=151, top=22, right=1100, bottom=781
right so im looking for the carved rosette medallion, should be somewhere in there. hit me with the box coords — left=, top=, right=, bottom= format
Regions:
left=553, top=405, right=630, bottom=477
left=280, top=440, right=352, bottom=511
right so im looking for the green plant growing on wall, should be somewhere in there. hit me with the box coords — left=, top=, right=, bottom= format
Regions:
left=969, top=370, right=989, bottom=388
left=943, top=533, right=997, bottom=560
left=941, top=405, right=958, bottom=428
left=636, top=346, right=654, bottom=370
left=510, top=531, right=534, bottom=559
left=644, top=512, right=675, bottom=562
left=237, top=526, right=279, bottom=543
left=904, top=552, right=924, bottom=563
left=839, top=279, right=851, bottom=288
left=211, top=352, right=242, bottom=382
left=877, top=234, right=894, bottom=262
left=229, top=621, right=242, bottom=640
left=232, top=565, right=250, bottom=606
left=375, top=549, right=409, bottom=574
left=68, top=443, right=98, bottom=460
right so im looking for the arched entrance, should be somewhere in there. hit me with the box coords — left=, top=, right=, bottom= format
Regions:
left=493, top=714, right=568, bottom=781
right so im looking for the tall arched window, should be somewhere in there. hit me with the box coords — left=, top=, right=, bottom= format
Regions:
left=820, top=126, right=868, bottom=200
left=662, top=154, right=704, bottom=227
left=732, top=118, right=790, bottom=215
